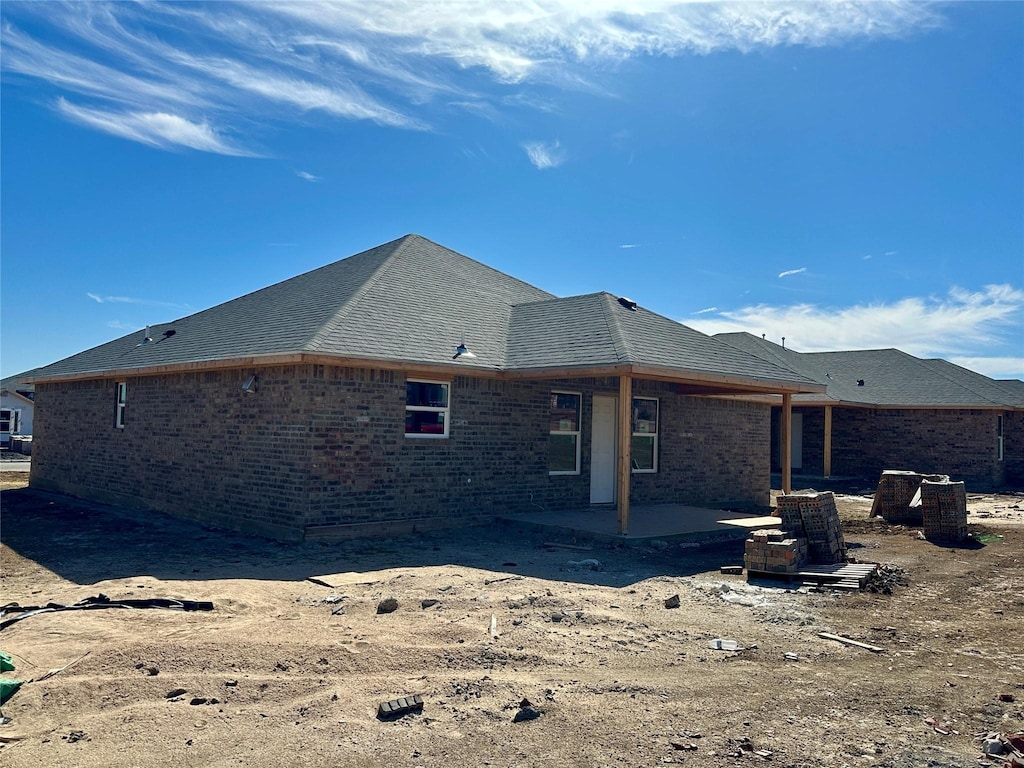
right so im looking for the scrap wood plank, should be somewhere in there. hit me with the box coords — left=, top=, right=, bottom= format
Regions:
left=818, top=632, right=884, bottom=653
left=542, top=542, right=593, bottom=551
left=308, top=573, right=379, bottom=589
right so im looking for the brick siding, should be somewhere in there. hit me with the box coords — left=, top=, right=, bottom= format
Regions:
left=770, top=405, right=1007, bottom=489
left=31, top=366, right=772, bottom=539
left=1004, top=411, right=1024, bottom=487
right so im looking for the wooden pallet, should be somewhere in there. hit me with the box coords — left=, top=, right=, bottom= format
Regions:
left=747, top=562, right=879, bottom=590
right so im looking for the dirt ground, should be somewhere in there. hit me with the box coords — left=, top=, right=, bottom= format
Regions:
left=1, top=471, right=1022, bottom=768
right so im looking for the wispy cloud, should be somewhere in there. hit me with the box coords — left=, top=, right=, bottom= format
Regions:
left=884, top=250, right=898, bottom=256
left=523, top=140, right=565, bottom=169
left=295, top=170, right=320, bottom=182
left=59, top=98, right=254, bottom=155
left=947, top=356, right=1024, bottom=379
left=619, top=243, right=640, bottom=249
left=687, top=285, right=1024, bottom=365
left=778, top=267, right=807, bottom=278
left=0, top=2, right=945, bottom=154
left=88, top=293, right=191, bottom=310
left=694, top=306, right=718, bottom=315
left=106, top=320, right=138, bottom=330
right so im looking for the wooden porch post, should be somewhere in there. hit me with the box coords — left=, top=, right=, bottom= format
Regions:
left=823, top=405, right=833, bottom=478
left=617, top=375, right=632, bottom=535
left=781, top=393, right=792, bottom=494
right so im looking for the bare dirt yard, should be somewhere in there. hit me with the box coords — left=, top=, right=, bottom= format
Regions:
left=1, top=471, right=1022, bottom=768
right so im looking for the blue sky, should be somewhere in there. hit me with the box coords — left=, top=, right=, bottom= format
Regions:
left=2, top=1, right=1022, bottom=380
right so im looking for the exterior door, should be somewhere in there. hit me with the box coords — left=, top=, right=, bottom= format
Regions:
left=590, top=395, right=617, bottom=504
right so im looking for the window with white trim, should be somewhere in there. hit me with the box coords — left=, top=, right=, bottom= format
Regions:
left=997, top=414, right=1004, bottom=462
left=0, top=408, right=19, bottom=435
left=631, top=396, right=659, bottom=473
left=115, top=382, right=127, bottom=428
left=405, top=379, right=449, bottom=438
left=549, top=391, right=581, bottom=474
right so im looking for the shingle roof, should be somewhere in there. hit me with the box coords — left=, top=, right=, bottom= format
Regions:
left=509, top=294, right=815, bottom=384
left=27, top=235, right=819, bottom=391
left=29, top=235, right=552, bottom=378
left=0, top=371, right=37, bottom=396
left=715, top=332, right=1023, bottom=408
left=998, top=379, right=1024, bottom=401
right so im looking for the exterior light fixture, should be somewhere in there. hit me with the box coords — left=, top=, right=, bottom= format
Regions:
left=241, top=374, right=258, bottom=393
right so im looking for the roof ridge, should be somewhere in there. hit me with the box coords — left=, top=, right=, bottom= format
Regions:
left=302, top=236, right=411, bottom=352
left=718, top=332, right=798, bottom=370
left=600, top=293, right=633, bottom=363
left=413, top=234, right=559, bottom=302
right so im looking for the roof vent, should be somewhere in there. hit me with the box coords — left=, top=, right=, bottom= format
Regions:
left=857, top=379, right=865, bottom=386
left=162, top=329, right=176, bottom=338
left=617, top=297, right=637, bottom=311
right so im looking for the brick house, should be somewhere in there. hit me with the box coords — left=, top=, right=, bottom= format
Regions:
left=716, top=333, right=1024, bottom=489
left=27, top=235, right=822, bottom=540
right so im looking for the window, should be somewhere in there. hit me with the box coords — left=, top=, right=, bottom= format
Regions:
left=115, top=382, right=127, bottom=428
left=631, top=397, right=659, bottom=473
left=0, top=409, right=18, bottom=435
left=405, top=379, right=449, bottom=438
left=998, top=414, right=1004, bottom=462
left=549, top=392, right=581, bottom=474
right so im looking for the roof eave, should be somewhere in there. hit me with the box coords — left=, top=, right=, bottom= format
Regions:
left=28, top=356, right=825, bottom=395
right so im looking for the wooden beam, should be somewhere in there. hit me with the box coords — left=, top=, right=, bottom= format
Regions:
left=617, top=375, right=632, bottom=535
left=781, top=393, right=792, bottom=494
left=823, top=405, right=833, bottom=478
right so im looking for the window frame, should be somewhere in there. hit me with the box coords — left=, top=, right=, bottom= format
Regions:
left=405, top=378, right=450, bottom=439
left=0, top=408, right=16, bottom=435
left=630, top=396, right=659, bottom=474
left=548, top=390, right=582, bottom=476
left=115, top=381, right=127, bottom=429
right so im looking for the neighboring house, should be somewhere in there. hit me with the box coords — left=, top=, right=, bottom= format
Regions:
left=715, top=333, right=1024, bottom=488
left=27, top=235, right=822, bottom=541
left=0, top=374, right=34, bottom=447
left=998, top=379, right=1024, bottom=485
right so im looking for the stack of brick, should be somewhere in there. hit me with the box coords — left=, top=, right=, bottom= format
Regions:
left=775, top=490, right=847, bottom=565
left=743, top=529, right=808, bottom=574
left=920, top=478, right=968, bottom=543
left=869, top=470, right=948, bottom=524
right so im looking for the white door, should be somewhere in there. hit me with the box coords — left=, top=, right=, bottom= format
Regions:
left=590, top=396, right=617, bottom=504
left=791, top=412, right=803, bottom=471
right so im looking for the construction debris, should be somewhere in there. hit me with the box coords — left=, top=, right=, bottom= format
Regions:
left=864, top=564, right=910, bottom=594
left=744, top=529, right=807, bottom=575
left=921, top=478, right=969, bottom=543
left=977, top=732, right=1024, bottom=765
left=0, top=595, right=214, bottom=631
left=376, top=598, right=399, bottom=614
left=513, top=698, right=542, bottom=723
left=745, top=491, right=861, bottom=586
left=708, top=638, right=741, bottom=651
left=377, top=694, right=424, bottom=720
left=775, top=491, right=846, bottom=564
left=869, top=470, right=952, bottom=524
left=819, top=632, right=884, bottom=653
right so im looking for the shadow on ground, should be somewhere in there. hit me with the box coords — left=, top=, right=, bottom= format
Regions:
left=1, top=487, right=749, bottom=590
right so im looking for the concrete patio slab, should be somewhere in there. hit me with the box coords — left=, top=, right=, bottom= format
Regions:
left=499, top=503, right=771, bottom=545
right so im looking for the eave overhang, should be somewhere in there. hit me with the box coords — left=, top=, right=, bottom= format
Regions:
left=28, top=354, right=825, bottom=397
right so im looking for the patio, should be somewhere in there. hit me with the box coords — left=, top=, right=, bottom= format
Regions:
left=500, top=502, right=779, bottom=545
